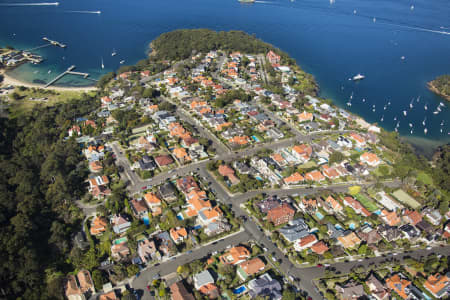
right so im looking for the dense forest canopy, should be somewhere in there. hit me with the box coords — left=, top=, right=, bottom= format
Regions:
left=150, top=29, right=295, bottom=63
left=428, top=74, right=450, bottom=99
left=0, top=97, right=97, bottom=299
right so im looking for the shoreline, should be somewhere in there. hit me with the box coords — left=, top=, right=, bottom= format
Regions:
left=427, top=81, right=450, bottom=102
left=0, top=69, right=97, bottom=92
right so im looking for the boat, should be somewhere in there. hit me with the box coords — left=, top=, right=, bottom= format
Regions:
left=409, top=99, right=414, bottom=109
left=372, top=108, right=375, bottom=112
left=441, top=121, right=444, bottom=126
left=388, top=101, right=391, bottom=105
left=424, top=104, right=428, bottom=110
left=424, top=128, right=428, bottom=134
left=373, top=17, right=376, bottom=22
left=101, top=57, right=104, bottom=69
left=381, top=115, right=384, bottom=122
left=112, top=49, right=117, bottom=56
left=120, top=60, right=125, bottom=64
left=353, top=9, right=357, bottom=14
left=395, top=128, right=398, bottom=132
left=422, top=118, right=426, bottom=126
left=416, top=96, right=420, bottom=103
left=362, top=98, right=366, bottom=103
left=440, top=129, right=443, bottom=133
left=346, top=102, right=352, bottom=107
left=239, top=0, right=255, bottom=3
left=437, top=106, right=442, bottom=112
left=394, top=116, right=397, bottom=121
left=409, top=123, right=413, bottom=128
left=352, top=74, right=365, bottom=81
left=410, top=129, right=413, bottom=134
left=383, top=105, right=387, bottom=110
left=48, top=70, right=51, bottom=74
left=396, top=122, right=400, bottom=128
left=439, top=102, right=445, bottom=107
left=403, top=110, right=407, bottom=116
left=350, top=92, right=353, bottom=99
left=433, top=111, right=439, bottom=115
left=401, top=56, right=405, bottom=60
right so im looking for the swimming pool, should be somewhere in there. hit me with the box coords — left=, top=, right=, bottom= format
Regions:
left=315, top=211, right=324, bottom=220
left=255, top=176, right=263, bottom=181
left=335, top=224, right=343, bottom=230
left=349, top=223, right=356, bottom=230
left=251, top=135, right=260, bottom=142
left=233, top=285, right=247, bottom=294
left=143, top=216, right=150, bottom=225
left=113, top=237, right=128, bottom=245
left=176, top=213, right=184, bottom=220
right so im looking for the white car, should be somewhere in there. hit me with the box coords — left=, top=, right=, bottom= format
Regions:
left=426, top=246, right=432, bottom=250
left=393, top=253, right=398, bottom=256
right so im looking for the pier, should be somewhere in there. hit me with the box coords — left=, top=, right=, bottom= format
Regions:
left=45, top=65, right=90, bottom=87
left=42, top=37, right=67, bottom=48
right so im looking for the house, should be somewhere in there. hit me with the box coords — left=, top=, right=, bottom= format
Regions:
left=158, top=182, right=177, bottom=202
left=98, top=291, right=117, bottom=300
left=89, top=161, right=103, bottom=173
left=424, top=273, right=450, bottom=298
left=349, top=132, right=366, bottom=148
left=386, top=274, right=411, bottom=300
left=111, top=241, right=130, bottom=260
left=283, top=172, right=304, bottom=185
left=337, top=231, right=361, bottom=249
left=402, top=209, right=422, bottom=226
left=88, top=175, right=109, bottom=190
left=176, top=176, right=199, bottom=194
left=74, top=232, right=89, bottom=250
left=377, top=191, right=403, bottom=211
left=343, top=196, right=371, bottom=217
left=377, top=224, right=402, bottom=241
left=291, top=144, right=313, bottom=162
left=110, top=215, right=131, bottom=234
left=218, top=164, right=240, bottom=185
left=90, top=216, right=107, bottom=236
left=130, top=199, right=148, bottom=219
left=422, top=207, right=443, bottom=226
left=293, top=234, right=318, bottom=251
left=170, top=281, right=195, bottom=300
left=322, top=165, right=340, bottom=180
left=399, top=224, right=421, bottom=239
left=144, top=193, right=162, bottom=216
left=381, top=209, right=401, bottom=226
left=193, top=270, right=214, bottom=290
left=76, top=270, right=95, bottom=295
left=219, top=246, right=251, bottom=265
left=173, top=147, right=191, bottom=163
left=248, top=273, right=282, bottom=300
left=237, top=257, right=265, bottom=281
left=155, top=154, right=174, bottom=168
left=138, top=155, right=157, bottom=171
left=68, top=125, right=81, bottom=137
left=360, top=152, right=381, bottom=167
left=297, top=111, right=313, bottom=122
left=256, top=196, right=281, bottom=214
left=357, top=225, right=382, bottom=245
left=267, top=203, right=295, bottom=226
left=266, top=50, right=281, bottom=65
left=335, top=280, right=366, bottom=300
left=304, top=170, right=325, bottom=182
left=323, top=195, right=343, bottom=213
left=365, top=274, right=389, bottom=300
left=138, top=238, right=159, bottom=264
left=279, top=218, right=310, bottom=243
left=311, top=241, right=329, bottom=255
left=64, top=275, right=84, bottom=300
left=170, top=227, right=188, bottom=244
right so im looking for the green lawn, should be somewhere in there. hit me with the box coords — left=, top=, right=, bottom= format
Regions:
left=354, top=193, right=378, bottom=212
left=392, top=189, right=421, bottom=209
left=297, top=161, right=317, bottom=169
left=417, top=171, right=434, bottom=186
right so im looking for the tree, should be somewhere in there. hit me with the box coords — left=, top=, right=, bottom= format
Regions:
left=358, top=243, right=368, bottom=256
left=127, top=264, right=140, bottom=277
left=348, top=186, right=361, bottom=196
left=329, top=151, right=345, bottom=165
left=92, top=270, right=105, bottom=290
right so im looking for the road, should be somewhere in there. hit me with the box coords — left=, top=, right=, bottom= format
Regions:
left=131, top=230, right=251, bottom=300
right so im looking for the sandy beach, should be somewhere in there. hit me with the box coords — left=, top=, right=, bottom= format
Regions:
left=0, top=69, right=97, bottom=92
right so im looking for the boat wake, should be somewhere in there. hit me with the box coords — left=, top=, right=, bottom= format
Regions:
left=0, top=2, right=59, bottom=6
left=254, top=1, right=275, bottom=3
left=377, top=21, right=450, bottom=36
left=66, top=10, right=101, bottom=14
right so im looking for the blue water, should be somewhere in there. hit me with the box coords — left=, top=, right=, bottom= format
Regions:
left=335, top=224, right=343, bottom=230
left=1, top=0, right=449, bottom=149
left=349, top=223, right=356, bottom=230
left=176, top=213, right=184, bottom=221
left=315, top=211, right=324, bottom=220
left=255, top=176, right=263, bottom=181
left=143, top=216, right=150, bottom=225
left=233, top=285, right=247, bottom=294
left=251, top=135, right=260, bottom=142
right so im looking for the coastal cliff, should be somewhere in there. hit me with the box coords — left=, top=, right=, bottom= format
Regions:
left=427, top=74, right=450, bottom=101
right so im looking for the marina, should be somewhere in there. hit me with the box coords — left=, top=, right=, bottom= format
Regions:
left=44, top=65, right=89, bottom=87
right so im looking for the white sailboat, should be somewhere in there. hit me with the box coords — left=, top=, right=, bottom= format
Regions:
left=409, top=123, right=413, bottom=128
left=112, top=49, right=117, bottom=56
left=101, top=57, right=104, bottom=69
left=362, top=98, right=366, bottom=103
left=347, top=101, right=352, bottom=107
left=424, top=128, right=428, bottom=134
left=403, top=110, right=407, bottom=116
left=409, top=99, right=414, bottom=109
left=410, top=129, right=413, bottom=134
left=441, top=121, right=444, bottom=126
left=440, top=128, right=443, bottom=133
left=424, top=103, right=428, bottom=110
left=394, top=116, right=397, bottom=121
left=433, top=110, right=439, bottom=115
left=422, top=117, right=426, bottom=126
left=383, top=105, right=387, bottom=110
left=120, top=60, right=125, bottom=64
left=388, top=101, right=391, bottom=105
left=439, top=102, right=445, bottom=107
left=416, top=96, right=420, bottom=103
left=381, top=115, right=384, bottom=122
